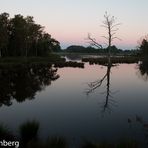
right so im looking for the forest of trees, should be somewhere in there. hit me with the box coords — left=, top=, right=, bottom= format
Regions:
left=0, top=12, right=61, bottom=57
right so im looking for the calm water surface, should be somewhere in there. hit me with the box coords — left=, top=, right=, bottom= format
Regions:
left=0, top=60, right=148, bottom=146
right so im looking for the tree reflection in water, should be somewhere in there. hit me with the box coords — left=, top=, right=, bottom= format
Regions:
left=137, top=59, right=148, bottom=81
left=86, top=63, right=117, bottom=114
left=0, top=64, right=59, bottom=106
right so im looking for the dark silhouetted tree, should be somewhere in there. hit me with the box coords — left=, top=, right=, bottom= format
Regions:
left=9, top=14, right=27, bottom=56
left=24, top=16, right=43, bottom=56
left=139, top=36, right=148, bottom=56
left=0, top=13, right=9, bottom=57
left=37, top=33, right=53, bottom=56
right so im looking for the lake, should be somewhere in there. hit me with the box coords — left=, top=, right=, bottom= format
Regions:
left=0, top=57, right=148, bottom=147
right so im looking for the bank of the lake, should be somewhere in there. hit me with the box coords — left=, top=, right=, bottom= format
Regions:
left=0, top=54, right=64, bottom=65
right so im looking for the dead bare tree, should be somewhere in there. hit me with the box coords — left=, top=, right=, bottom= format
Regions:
left=88, top=12, right=121, bottom=65
left=85, top=12, right=120, bottom=114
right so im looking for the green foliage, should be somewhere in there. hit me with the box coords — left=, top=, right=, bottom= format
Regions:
left=0, top=12, right=61, bottom=57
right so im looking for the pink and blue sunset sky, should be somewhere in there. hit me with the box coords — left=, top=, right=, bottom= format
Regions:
left=0, top=0, right=148, bottom=49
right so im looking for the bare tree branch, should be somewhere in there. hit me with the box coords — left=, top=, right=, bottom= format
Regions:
left=101, top=36, right=109, bottom=40
left=111, top=23, right=121, bottom=29
left=87, top=33, right=103, bottom=49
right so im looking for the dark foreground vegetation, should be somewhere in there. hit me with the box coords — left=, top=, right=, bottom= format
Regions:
left=0, top=120, right=141, bottom=148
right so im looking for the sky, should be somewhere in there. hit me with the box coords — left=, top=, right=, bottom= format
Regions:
left=0, top=0, right=148, bottom=49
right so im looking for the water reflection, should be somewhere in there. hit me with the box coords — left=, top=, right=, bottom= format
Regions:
left=64, top=54, right=82, bottom=61
left=0, top=64, right=59, bottom=106
left=138, top=59, right=148, bottom=81
left=86, top=63, right=117, bottom=114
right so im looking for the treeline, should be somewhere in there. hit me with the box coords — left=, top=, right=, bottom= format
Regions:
left=0, top=12, right=61, bottom=57
left=64, top=45, right=137, bottom=55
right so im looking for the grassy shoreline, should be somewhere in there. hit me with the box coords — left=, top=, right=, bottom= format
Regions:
left=0, top=54, right=65, bottom=65
left=82, top=56, right=141, bottom=64
left=0, top=55, right=85, bottom=68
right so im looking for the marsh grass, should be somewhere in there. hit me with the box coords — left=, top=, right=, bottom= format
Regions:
left=26, top=141, right=45, bottom=148
left=19, top=120, right=39, bottom=144
left=82, top=57, right=140, bottom=65
left=81, top=140, right=139, bottom=148
left=0, top=124, right=15, bottom=140
left=117, top=139, right=139, bottom=148
left=0, top=122, right=141, bottom=148
left=0, top=119, right=142, bottom=148
left=54, top=61, right=84, bottom=68
left=0, top=54, right=65, bottom=65
left=25, top=136, right=68, bottom=148
left=46, top=136, right=68, bottom=148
